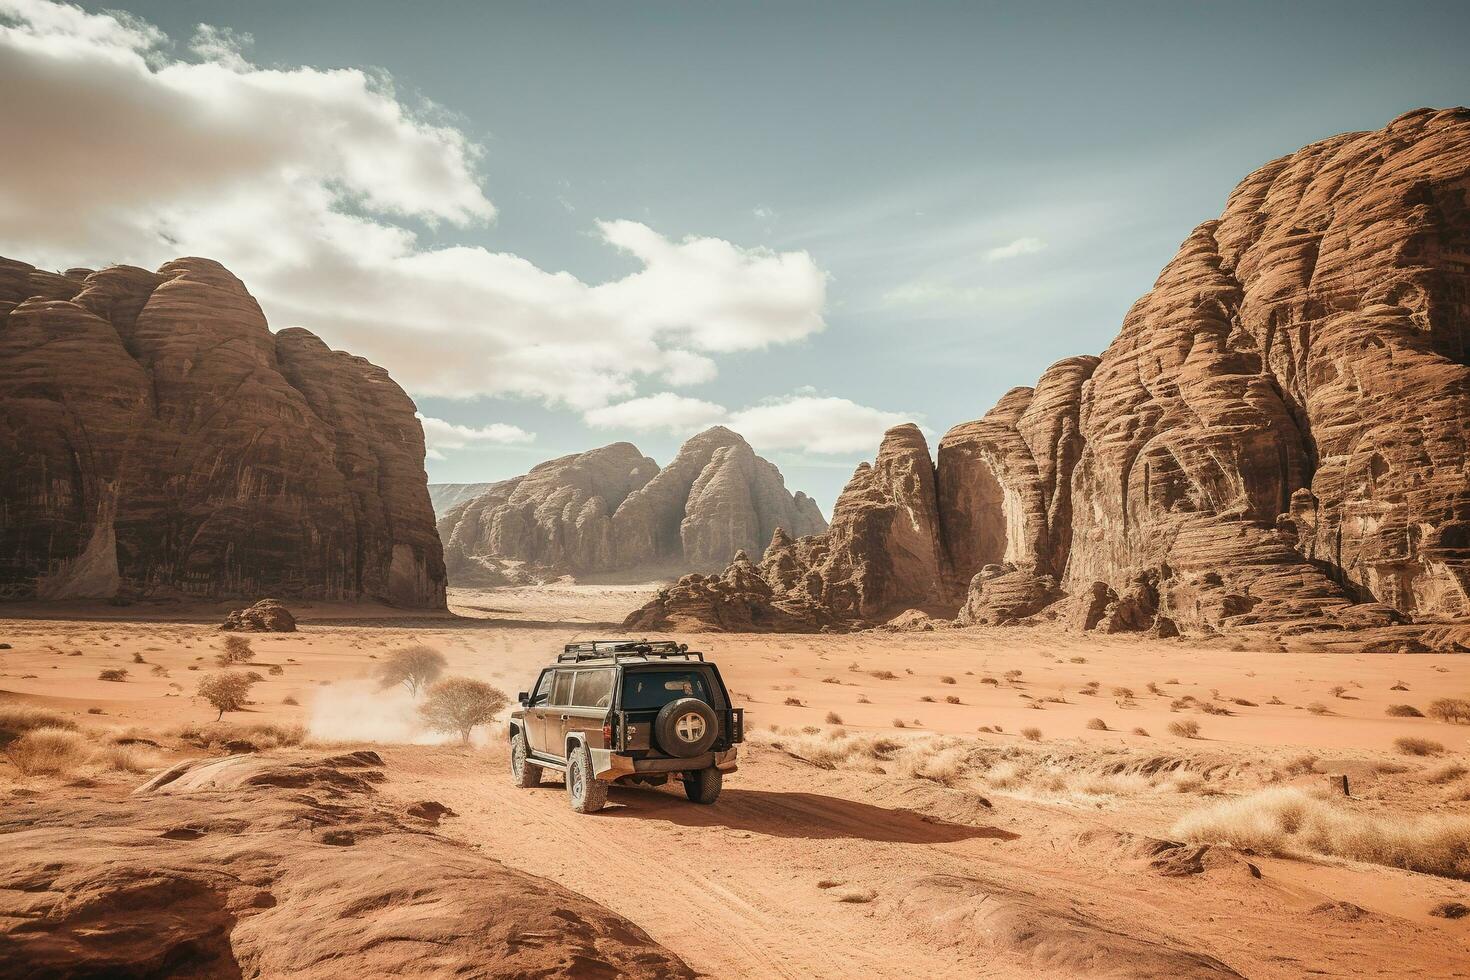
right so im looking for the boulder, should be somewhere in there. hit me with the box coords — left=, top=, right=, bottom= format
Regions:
left=221, top=598, right=297, bottom=632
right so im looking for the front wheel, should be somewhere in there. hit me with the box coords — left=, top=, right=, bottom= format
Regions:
left=566, top=744, right=608, bottom=813
left=511, top=730, right=542, bottom=788
left=683, top=767, right=723, bottom=804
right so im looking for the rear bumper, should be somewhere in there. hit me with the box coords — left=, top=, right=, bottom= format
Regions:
left=593, top=747, right=738, bottom=782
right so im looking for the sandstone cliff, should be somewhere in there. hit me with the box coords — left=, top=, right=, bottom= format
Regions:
left=437, top=426, right=827, bottom=584
left=0, top=256, right=445, bottom=607
left=625, top=108, right=1470, bottom=639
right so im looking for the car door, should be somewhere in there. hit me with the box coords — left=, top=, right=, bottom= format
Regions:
left=565, top=667, right=615, bottom=751
left=546, top=669, right=576, bottom=760
left=526, top=669, right=555, bottom=754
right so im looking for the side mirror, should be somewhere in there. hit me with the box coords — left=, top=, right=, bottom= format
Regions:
left=518, top=691, right=529, bottom=706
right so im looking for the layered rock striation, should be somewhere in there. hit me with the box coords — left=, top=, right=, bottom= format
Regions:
left=626, top=108, right=1470, bottom=637
left=437, top=426, right=826, bottom=585
left=0, top=256, right=445, bottom=607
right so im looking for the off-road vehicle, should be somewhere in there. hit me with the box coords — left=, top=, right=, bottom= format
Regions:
left=509, top=640, right=744, bottom=813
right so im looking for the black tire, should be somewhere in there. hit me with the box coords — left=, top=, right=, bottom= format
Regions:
left=683, top=767, right=722, bottom=804
left=566, top=743, right=608, bottom=814
left=654, top=697, right=719, bottom=758
left=510, top=729, right=542, bottom=788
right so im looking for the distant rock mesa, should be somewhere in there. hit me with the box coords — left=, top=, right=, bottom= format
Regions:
left=626, top=108, right=1470, bottom=640
left=0, top=256, right=446, bottom=607
left=437, top=426, right=827, bottom=585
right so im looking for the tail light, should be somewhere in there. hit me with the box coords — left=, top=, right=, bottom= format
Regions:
left=603, top=720, right=613, bottom=747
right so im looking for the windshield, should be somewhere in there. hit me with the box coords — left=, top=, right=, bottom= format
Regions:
left=621, top=670, right=712, bottom=711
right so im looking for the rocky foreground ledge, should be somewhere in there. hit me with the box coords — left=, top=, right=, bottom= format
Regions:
left=0, top=751, right=692, bottom=978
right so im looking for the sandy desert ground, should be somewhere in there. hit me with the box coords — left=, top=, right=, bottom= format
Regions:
left=3, top=584, right=1469, bottom=977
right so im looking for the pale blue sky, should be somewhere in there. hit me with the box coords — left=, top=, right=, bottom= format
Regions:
left=34, top=2, right=1470, bottom=510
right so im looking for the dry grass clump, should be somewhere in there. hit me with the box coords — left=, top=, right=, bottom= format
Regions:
left=97, top=668, right=128, bottom=682
left=1021, top=727, right=1042, bottom=742
left=1131, top=727, right=1149, bottom=737
left=919, top=695, right=935, bottom=703
left=1427, top=698, right=1470, bottom=724
left=944, top=695, right=961, bottom=705
left=1085, top=718, right=1108, bottom=731
left=835, top=889, right=877, bottom=903
left=282, top=695, right=300, bottom=706
left=1306, top=702, right=1330, bottom=715
left=825, top=711, right=843, bottom=725
left=856, top=694, right=871, bottom=704
left=6, top=727, right=91, bottom=775
left=93, top=743, right=162, bottom=773
left=1169, top=719, right=1201, bottom=739
left=1174, top=788, right=1470, bottom=879
left=869, top=670, right=898, bottom=681
left=173, top=721, right=306, bottom=750
left=1394, top=736, right=1444, bottom=756
left=1385, top=704, right=1423, bottom=717
left=1425, top=763, right=1468, bottom=785
left=892, top=718, right=906, bottom=728
left=940, top=675, right=956, bottom=685
left=0, top=705, right=79, bottom=737
left=783, top=697, right=804, bottom=707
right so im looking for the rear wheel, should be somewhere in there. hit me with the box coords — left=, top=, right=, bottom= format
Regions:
left=566, top=744, right=608, bottom=813
left=510, top=730, right=542, bottom=788
left=683, top=766, right=722, bottom=804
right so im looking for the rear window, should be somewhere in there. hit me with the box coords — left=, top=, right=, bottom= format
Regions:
left=621, top=670, right=712, bottom=711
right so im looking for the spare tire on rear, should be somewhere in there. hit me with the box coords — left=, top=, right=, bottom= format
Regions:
left=654, top=697, right=718, bottom=757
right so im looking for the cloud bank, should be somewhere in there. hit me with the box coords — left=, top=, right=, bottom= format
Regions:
left=0, top=0, right=828, bottom=411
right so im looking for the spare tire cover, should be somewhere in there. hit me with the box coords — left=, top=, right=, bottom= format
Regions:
left=654, top=698, right=718, bottom=757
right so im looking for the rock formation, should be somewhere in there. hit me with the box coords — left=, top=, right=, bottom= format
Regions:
left=428, top=482, right=493, bottom=515
left=0, top=751, right=692, bottom=977
left=437, top=426, right=826, bottom=585
left=221, top=598, right=297, bottom=632
left=0, top=256, right=445, bottom=607
left=626, top=108, right=1470, bottom=638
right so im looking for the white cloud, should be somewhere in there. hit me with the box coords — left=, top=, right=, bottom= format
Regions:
left=417, top=414, right=535, bottom=460
left=882, top=279, right=987, bottom=310
left=583, top=393, right=727, bottom=435
left=984, top=236, right=1046, bottom=261
left=585, top=391, right=919, bottom=455
left=0, top=0, right=827, bottom=410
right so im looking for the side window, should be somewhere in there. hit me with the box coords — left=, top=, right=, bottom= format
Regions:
left=572, top=669, right=616, bottom=708
left=531, top=671, right=554, bottom=706
left=551, top=670, right=575, bottom=706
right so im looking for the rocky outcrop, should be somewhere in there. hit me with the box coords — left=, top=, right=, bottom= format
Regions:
left=221, top=598, right=297, bottom=632
left=438, top=426, right=826, bottom=584
left=0, top=751, right=692, bottom=977
left=0, top=256, right=445, bottom=607
left=958, top=567, right=1063, bottom=626
left=627, top=108, right=1470, bottom=637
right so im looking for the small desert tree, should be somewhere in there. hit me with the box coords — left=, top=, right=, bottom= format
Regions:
left=418, top=677, right=507, bottom=744
left=216, top=635, right=255, bottom=667
left=197, top=672, right=256, bottom=720
left=377, top=645, right=448, bottom=697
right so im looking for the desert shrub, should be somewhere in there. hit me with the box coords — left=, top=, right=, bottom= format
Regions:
left=1329, top=685, right=1347, bottom=698
left=1070, top=656, right=1087, bottom=664
left=869, top=670, right=897, bottom=681
left=1394, top=736, right=1444, bottom=757
left=149, top=664, right=170, bottom=677
left=97, top=668, right=128, bottom=682
left=216, top=635, right=255, bottom=666
left=940, top=676, right=956, bottom=685
left=0, top=705, right=78, bottom=737
left=131, top=652, right=145, bottom=664
left=821, top=676, right=839, bottom=684
left=1198, top=702, right=1230, bottom=716
left=173, top=721, right=305, bottom=750
left=1427, top=698, right=1470, bottom=724
left=1426, top=764, right=1468, bottom=785
left=980, top=677, right=999, bottom=685
left=196, top=672, right=257, bottom=720
left=1390, top=680, right=1409, bottom=691
left=801, top=725, right=820, bottom=735
left=1132, top=727, right=1149, bottom=737
left=377, top=645, right=448, bottom=697
left=919, top=695, right=935, bottom=703
left=1085, top=718, right=1108, bottom=731
left=945, top=695, right=961, bottom=705
left=836, top=889, right=877, bottom=903
left=418, top=677, right=507, bottom=744
left=1145, top=682, right=1161, bottom=695
left=1173, top=787, right=1470, bottom=879
left=244, top=671, right=265, bottom=682
left=825, top=711, right=843, bottom=725
left=1267, top=695, right=1284, bottom=705
left=1386, top=704, right=1424, bottom=718
left=1306, top=702, right=1330, bottom=715
left=1004, top=670, right=1023, bottom=682
left=1021, top=727, right=1042, bottom=742
left=1111, top=687, right=1134, bottom=699
left=6, top=728, right=89, bottom=775
left=268, top=664, right=284, bottom=676
left=282, top=696, right=300, bottom=706
left=1169, top=719, right=1201, bottom=739
left=892, top=719, right=906, bottom=728
left=1232, top=698, right=1257, bottom=707
left=784, top=697, right=804, bottom=707
left=856, top=694, right=871, bottom=704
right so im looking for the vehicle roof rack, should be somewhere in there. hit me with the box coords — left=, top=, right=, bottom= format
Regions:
left=557, top=639, right=704, bottom=664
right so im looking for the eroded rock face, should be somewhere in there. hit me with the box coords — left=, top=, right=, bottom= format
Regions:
left=0, top=751, right=692, bottom=978
left=221, top=598, right=297, bottom=632
left=0, top=257, right=445, bottom=607
left=628, top=108, right=1470, bottom=636
left=438, top=426, right=826, bottom=584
